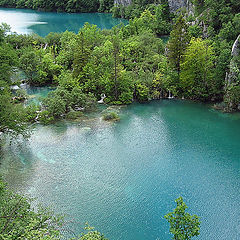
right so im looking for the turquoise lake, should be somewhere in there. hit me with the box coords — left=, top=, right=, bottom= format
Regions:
left=0, top=100, right=239, bottom=239
left=0, top=8, right=128, bottom=36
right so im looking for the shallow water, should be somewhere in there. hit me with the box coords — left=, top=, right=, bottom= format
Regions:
left=24, top=85, right=55, bottom=105
left=0, top=100, right=240, bottom=240
left=0, top=8, right=128, bottom=36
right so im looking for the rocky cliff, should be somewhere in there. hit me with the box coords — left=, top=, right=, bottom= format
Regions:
left=168, top=0, right=189, bottom=12
left=225, top=34, right=240, bottom=86
left=114, top=0, right=193, bottom=12
left=114, top=0, right=131, bottom=6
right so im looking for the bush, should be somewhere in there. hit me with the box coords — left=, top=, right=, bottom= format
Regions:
left=38, top=110, right=54, bottom=124
left=103, top=111, right=120, bottom=121
left=65, top=110, right=84, bottom=120
left=15, top=88, right=28, bottom=99
left=213, top=102, right=226, bottom=111
left=24, top=104, right=40, bottom=122
left=135, top=83, right=149, bottom=102
left=224, top=85, right=240, bottom=112
left=13, top=89, right=28, bottom=103
left=42, top=95, right=66, bottom=118
left=0, top=178, right=62, bottom=239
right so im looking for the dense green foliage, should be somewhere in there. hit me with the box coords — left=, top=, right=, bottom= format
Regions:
left=0, top=0, right=239, bottom=140
left=165, top=197, right=200, bottom=240
left=0, top=179, right=107, bottom=239
left=185, top=0, right=240, bottom=109
left=0, top=24, right=30, bottom=141
left=0, top=179, right=62, bottom=239
left=112, top=0, right=170, bottom=20
left=112, top=0, right=172, bottom=35
left=180, top=38, right=216, bottom=100
left=40, top=86, right=96, bottom=122
left=7, top=19, right=167, bottom=107
left=0, top=0, right=100, bottom=13
left=167, top=15, right=190, bottom=75
left=0, top=90, right=30, bottom=137
left=0, top=1, right=238, bottom=239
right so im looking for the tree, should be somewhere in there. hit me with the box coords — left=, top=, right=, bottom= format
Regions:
left=135, top=81, right=149, bottom=102
left=167, top=15, right=190, bottom=75
left=152, top=55, right=178, bottom=99
left=164, top=197, right=200, bottom=240
left=73, top=31, right=91, bottom=79
left=154, top=4, right=171, bottom=35
left=56, top=31, right=77, bottom=70
left=112, top=34, right=121, bottom=101
left=0, top=178, right=62, bottom=239
left=45, top=32, right=62, bottom=58
left=0, top=23, right=11, bottom=43
left=0, top=43, right=18, bottom=86
left=0, top=90, right=30, bottom=139
left=0, top=39, right=30, bottom=142
left=0, top=178, right=107, bottom=240
left=36, top=51, right=62, bottom=85
left=224, top=85, right=240, bottom=112
left=76, top=224, right=108, bottom=240
left=19, top=47, right=40, bottom=84
left=180, top=38, right=216, bottom=100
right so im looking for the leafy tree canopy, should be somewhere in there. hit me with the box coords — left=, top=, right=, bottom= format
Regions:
left=165, top=197, right=200, bottom=240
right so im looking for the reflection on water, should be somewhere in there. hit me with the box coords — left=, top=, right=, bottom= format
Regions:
left=0, top=8, right=128, bottom=36
left=0, top=8, right=39, bottom=34
left=0, top=100, right=240, bottom=240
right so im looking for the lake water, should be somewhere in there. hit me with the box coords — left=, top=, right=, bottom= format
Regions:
left=0, top=100, right=239, bottom=240
left=0, top=8, right=128, bottom=36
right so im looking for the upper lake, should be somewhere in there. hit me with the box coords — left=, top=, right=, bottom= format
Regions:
left=0, top=100, right=239, bottom=240
left=0, top=8, right=128, bottom=36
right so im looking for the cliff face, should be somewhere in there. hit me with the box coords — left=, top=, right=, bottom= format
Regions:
left=114, top=0, right=192, bottom=12
left=225, top=34, right=240, bottom=86
left=114, top=0, right=131, bottom=6
left=168, top=0, right=187, bottom=12
left=231, top=35, right=240, bottom=58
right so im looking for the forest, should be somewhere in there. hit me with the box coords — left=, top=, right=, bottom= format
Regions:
left=1, top=0, right=240, bottom=129
left=0, top=0, right=100, bottom=13
left=0, top=0, right=239, bottom=239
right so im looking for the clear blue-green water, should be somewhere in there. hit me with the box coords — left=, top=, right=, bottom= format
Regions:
left=0, top=100, right=240, bottom=239
left=0, top=8, right=128, bottom=37
left=25, top=86, right=55, bottom=105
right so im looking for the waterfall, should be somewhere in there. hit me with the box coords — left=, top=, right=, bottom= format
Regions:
left=98, top=93, right=106, bottom=103
left=168, top=90, right=174, bottom=99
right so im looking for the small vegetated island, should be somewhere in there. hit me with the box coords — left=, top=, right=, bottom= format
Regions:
left=0, top=0, right=239, bottom=239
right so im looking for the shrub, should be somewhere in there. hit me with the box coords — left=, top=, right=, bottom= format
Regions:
left=224, top=85, right=240, bottom=112
left=65, top=110, right=84, bottom=120
left=42, top=95, right=66, bottom=118
left=38, top=110, right=54, bottom=124
left=103, top=111, right=120, bottom=121
left=24, top=104, right=40, bottom=122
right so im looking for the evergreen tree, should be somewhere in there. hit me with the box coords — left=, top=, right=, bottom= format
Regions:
left=73, top=32, right=91, bottom=79
left=167, top=15, right=190, bottom=75
left=112, top=34, right=121, bottom=101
